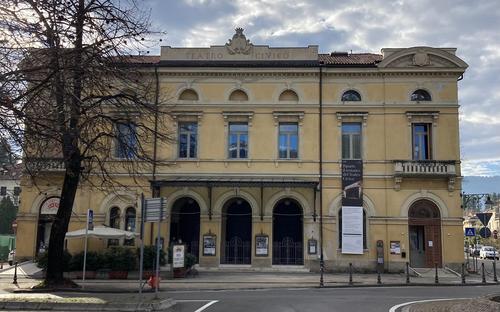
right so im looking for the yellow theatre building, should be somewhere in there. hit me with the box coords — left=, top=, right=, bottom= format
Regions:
left=16, top=29, right=468, bottom=272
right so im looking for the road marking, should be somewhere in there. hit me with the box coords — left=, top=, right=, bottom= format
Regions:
left=194, top=300, right=218, bottom=312
left=389, top=298, right=469, bottom=312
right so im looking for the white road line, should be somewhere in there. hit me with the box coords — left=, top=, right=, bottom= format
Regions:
left=389, top=298, right=469, bottom=312
left=194, top=300, right=218, bottom=312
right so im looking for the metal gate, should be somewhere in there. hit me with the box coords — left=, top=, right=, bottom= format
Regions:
left=222, top=236, right=251, bottom=264
left=187, top=240, right=199, bottom=263
left=272, top=237, right=303, bottom=265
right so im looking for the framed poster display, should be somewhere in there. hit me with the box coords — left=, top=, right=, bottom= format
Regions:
left=203, top=234, right=216, bottom=256
left=255, top=235, right=269, bottom=256
left=308, top=239, right=317, bottom=255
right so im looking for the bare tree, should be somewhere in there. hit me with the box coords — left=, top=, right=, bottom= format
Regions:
left=0, top=0, right=170, bottom=286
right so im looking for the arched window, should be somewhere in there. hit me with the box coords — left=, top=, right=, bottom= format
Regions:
left=341, top=90, right=361, bottom=102
left=409, top=199, right=440, bottom=218
left=124, top=207, right=136, bottom=246
left=108, top=207, right=121, bottom=246
left=338, top=208, right=367, bottom=249
left=229, top=89, right=249, bottom=101
left=411, top=89, right=431, bottom=101
left=179, top=89, right=199, bottom=101
left=279, top=90, right=299, bottom=102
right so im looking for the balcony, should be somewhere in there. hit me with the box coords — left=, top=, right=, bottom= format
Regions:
left=24, top=158, right=65, bottom=172
left=393, top=160, right=457, bottom=191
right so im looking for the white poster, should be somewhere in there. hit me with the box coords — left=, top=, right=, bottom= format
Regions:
left=172, top=245, right=185, bottom=268
left=341, top=206, right=364, bottom=255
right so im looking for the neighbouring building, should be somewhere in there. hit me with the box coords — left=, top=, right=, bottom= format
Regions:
left=15, top=29, right=468, bottom=271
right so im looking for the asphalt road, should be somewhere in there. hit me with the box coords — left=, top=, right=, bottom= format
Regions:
left=168, top=285, right=500, bottom=312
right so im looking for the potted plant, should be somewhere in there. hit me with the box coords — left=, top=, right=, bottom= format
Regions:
left=138, top=246, right=166, bottom=279
left=69, top=252, right=99, bottom=279
left=105, top=247, right=136, bottom=279
left=173, top=253, right=197, bottom=278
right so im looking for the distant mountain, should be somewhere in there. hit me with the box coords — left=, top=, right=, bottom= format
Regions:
left=462, top=176, right=500, bottom=194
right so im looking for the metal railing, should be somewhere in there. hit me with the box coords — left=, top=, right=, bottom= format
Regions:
left=272, top=237, right=304, bottom=265
left=222, top=237, right=251, bottom=265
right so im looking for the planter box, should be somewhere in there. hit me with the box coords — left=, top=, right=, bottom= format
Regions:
left=73, top=271, right=97, bottom=279
left=108, top=271, right=128, bottom=279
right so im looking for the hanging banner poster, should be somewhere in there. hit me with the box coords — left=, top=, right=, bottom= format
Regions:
left=341, top=206, right=364, bottom=254
left=342, top=159, right=363, bottom=207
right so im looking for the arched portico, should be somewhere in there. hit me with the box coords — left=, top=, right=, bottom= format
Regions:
left=221, top=197, right=252, bottom=264
left=169, top=197, right=201, bottom=261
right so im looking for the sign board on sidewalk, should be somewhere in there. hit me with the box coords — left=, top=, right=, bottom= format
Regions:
left=465, top=227, right=476, bottom=237
left=172, top=244, right=185, bottom=268
left=476, top=212, right=493, bottom=227
left=144, top=197, right=167, bottom=222
left=479, top=227, right=492, bottom=238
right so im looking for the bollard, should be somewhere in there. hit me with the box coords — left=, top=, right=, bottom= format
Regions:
left=12, top=261, right=18, bottom=284
left=319, top=259, right=324, bottom=288
left=461, top=263, right=466, bottom=284
left=377, top=270, right=381, bottom=285
left=481, top=262, right=486, bottom=284
left=406, top=262, right=410, bottom=284
left=494, top=261, right=498, bottom=283
left=348, top=263, right=353, bottom=285
left=434, top=263, right=439, bottom=284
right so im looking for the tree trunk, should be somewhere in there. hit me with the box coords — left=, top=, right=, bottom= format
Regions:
left=44, top=155, right=81, bottom=285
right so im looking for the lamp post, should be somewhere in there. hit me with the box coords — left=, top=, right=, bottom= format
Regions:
left=461, top=192, right=493, bottom=213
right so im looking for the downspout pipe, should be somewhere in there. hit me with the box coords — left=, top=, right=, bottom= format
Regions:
left=319, top=63, right=324, bottom=287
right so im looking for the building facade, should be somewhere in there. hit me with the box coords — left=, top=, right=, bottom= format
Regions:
left=16, top=29, right=468, bottom=271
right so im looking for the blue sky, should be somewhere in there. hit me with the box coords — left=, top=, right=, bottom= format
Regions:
left=143, top=0, right=500, bottom=176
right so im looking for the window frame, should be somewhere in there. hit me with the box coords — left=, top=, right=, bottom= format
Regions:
left=278, top=122, right=299, bottom=159
left=108, top=207, right=121, bottom=247
left=341, top=90, right=362, bottom=102
left=178, top=121, right=198, bottom=159
left=411, top=89, right=432, bottom=102
left=114, top=122, right=137, bottom=159
left=124, top=207, right=136, bottom=246
left=412, top=123, right=432, bottom=160
left=341, top=122, right=362, bottom=160
left=228, top=122, right=249, bottom=159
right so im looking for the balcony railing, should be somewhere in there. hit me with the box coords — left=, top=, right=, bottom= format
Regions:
left=393, top=160, right=456, bottom=177
left=25, top=158, right=65, bottom=172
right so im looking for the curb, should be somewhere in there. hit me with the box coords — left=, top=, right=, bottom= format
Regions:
left=9, top=281, right=500, bottom=294
left=0, top=298, right=175, bottom=311
left=0, top=261, right=32, bottom=274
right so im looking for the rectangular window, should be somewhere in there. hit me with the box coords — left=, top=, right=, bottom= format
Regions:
left=412, top=123, right=431, bottom=160
left=228, top=122, right=248, bottom=159
left=115, top=122, right=137, bottom=159
left=0, top=186, right=6, bottom=196
left=342, top=123, right=361, bottom=159
left=178, top=122, right=198, bottom=158
left=278, top=123, right=298, bottom=159
left=13, top=187, right=21, bottom=196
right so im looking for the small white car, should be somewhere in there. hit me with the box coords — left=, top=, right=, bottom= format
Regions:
left=479, top=246, right=499, bottom=260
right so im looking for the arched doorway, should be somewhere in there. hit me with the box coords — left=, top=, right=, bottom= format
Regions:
left=36, top=197, right=59, bottom=255
left=272, top=198, right=303, bottom=265
left=408, top=199, right=442, bottom=267
left=221, top=197, right=252, bottom=264
left=169, top=197, right=200, bottom=261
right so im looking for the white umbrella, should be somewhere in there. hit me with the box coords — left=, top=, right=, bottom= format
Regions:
left=65, top=226, right=137, bottom=239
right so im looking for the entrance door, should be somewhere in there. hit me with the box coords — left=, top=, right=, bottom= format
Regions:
left=221, top=198, right=252, bottom=264
left=409, top=225, right=425, bottom=267
left=169, top=197, right=200, bottom=261
left=272, top=199, right=303, bottom=265
left=408, top=199, right=442, bottom=267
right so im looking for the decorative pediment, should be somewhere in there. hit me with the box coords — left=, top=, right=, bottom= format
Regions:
left=377, top=47, right=468, bottom=70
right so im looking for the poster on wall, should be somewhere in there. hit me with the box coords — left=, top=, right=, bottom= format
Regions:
left=341, top=206, right=364, bottom=254
left=390, top=241, right=401, bottom=255
left=341, top=160, right=363, bottom=207
left=203, top=235, right=216, bottom=256
left=255, top=235, right=269, bottom=256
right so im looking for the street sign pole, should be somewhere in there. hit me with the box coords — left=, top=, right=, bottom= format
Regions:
left=82, top=209, right=92, bottom=289
left=154, top=197, right=163, bottom=299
